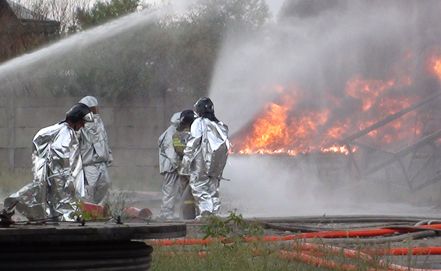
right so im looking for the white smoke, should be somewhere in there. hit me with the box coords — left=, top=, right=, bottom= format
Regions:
left=211, top=0, right=441, bottom=217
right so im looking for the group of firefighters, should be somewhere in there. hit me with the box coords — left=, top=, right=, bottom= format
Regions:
left=0, top=96, right=229, bottom=224
left=158, top=97, right=230, bottom=220
left=0, top=96, right=112, bottom=224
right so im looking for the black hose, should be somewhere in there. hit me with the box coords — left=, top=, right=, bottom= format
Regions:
left=260, top=222, right=418, bottom=233
left=249, top=215, right=441, bottom=224
left=317, top=230, right=438, bottom=245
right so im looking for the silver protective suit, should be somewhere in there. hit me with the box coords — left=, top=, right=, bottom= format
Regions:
left=181, top=117, right=229, bottom=218
left=158, top=112, right=185, bottom=219
left=80, top=114, right=113, bottom=204
left=4, top=122, right=85, bottom=221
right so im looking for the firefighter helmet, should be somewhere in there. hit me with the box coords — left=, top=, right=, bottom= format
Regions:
left=180, top=109, right=196, bottom=126
left=65, top=103, right=93, bottom=123
left=194, top=97, right=214, bottom=116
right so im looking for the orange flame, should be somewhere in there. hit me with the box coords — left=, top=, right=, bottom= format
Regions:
left=429, top=55, right=441, bottom=80
left=233, top=52, right=440, bottom=156
left=346, top=77, right=396, bottom=111
left=236, top=89, right=350, bottom=155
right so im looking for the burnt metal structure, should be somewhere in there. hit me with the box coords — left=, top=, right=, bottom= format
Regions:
left=0, top=222, right=186, bottom=270
left=340, top=92, right=441, bottom=191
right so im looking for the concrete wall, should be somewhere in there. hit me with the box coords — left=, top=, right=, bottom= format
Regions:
left=0, top=90, right=197, bottom=192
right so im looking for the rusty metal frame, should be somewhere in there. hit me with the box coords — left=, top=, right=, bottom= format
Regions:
left=339, top=92, right=441, bottom=191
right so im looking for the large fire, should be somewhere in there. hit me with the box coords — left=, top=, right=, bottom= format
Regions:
left=232, top=54, right=441, bottom=156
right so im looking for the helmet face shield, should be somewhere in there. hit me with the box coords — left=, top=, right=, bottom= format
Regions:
left=83, top=112, right=94, bottom=122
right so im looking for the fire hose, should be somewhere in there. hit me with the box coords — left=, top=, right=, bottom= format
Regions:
left=150, top=222, right=441, bottom=270
left=150, top=223, right=441, bottom=245
left=281, top=242, right=441, bottom=271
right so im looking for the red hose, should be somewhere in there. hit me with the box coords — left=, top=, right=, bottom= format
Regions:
left=152, top=239, right=441, bottom=271
left=151, top=223, right=441, bottom=246
left=298, top=242, right=374, bottom=262
left=283, top=243, right=441, bottom=271
left=279, top=248, right=441, bottom=271
left=150, top=224, right=441, bottom=270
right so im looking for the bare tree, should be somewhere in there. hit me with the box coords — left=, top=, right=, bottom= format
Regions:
left=14, top=0, right=90, bottom=33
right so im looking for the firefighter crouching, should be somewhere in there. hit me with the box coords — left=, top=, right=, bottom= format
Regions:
left=0, top=104, right=93, bottom=225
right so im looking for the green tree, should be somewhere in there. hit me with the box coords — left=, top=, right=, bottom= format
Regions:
left=12, top=0, right=269, bottom=100
left=76, top=0, right=140, bottom=29
left=166, top=0, right=270, bottom=94
left=191, top=0, right=269, bottom=32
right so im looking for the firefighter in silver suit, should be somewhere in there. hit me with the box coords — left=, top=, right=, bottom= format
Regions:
left=78, top=96, right=113, bottom=204
left=181, top=97, right=230, bottom=219
left=158, top=110, right=195, bottom=219
left=1, top=104, right=93, bottom=224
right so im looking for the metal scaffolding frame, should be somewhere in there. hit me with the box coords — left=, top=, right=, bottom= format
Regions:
left=339, top=92, right=441, bottom=191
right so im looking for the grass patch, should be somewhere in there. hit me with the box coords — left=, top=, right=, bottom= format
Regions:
left=151, top=240, right=400, bottom=271
left=151, top=242, right=329, bottom=271
left=150, top=212, right=385, bottom=270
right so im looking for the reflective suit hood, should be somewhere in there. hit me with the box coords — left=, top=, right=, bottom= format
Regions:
left=158, top=112, right=181, bottom=174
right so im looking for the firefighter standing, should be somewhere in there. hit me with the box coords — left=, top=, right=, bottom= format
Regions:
left=181, top=97, right=230, bottom=219
left=173, top=110, right=197, bottom=219
left=78, top=96, right=113, bottom=204
left=158, top=110, right=195, bottom=219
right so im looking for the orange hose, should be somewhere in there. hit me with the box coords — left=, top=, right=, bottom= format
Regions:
left=282, top=243, right=441, bottom=271
left=147, top=217, right=441, bottom=271
left=151, top=223, right=441, bottom=246
left=151, top=229, right=409, bottom=246
left=151, top=238, right=441, bottom=271
left=243, top=227, right=419, bottom=242
left=280, top=248, right=441, bottom=271
left=298, top=242, right=374, bottom=262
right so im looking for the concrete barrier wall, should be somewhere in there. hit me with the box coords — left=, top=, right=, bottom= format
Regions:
left=0, top=91, right=197, bottom=191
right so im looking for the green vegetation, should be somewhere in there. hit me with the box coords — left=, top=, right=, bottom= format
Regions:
left=151, top=212, right=370, bottom=270
left=7, top=0, right=269, bottom=99
left=202, top=211, right=264, bottom=239
left=76, top=0, right=141, bottom=29
left=152, top=242, right=328, bottom=271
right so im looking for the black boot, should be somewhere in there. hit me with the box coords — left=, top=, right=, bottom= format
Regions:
left=0, top=209, right=14, bottom=227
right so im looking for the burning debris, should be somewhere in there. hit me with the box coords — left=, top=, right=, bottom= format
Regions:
left=226, top=46, right=441, bottom=196
left=232, top=53, right=441, bottom=157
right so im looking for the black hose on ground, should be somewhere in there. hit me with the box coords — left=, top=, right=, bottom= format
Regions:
left=260, top=222, right=418, bottom=233
left=251, top=215, right=439, bottom=224
left=316, top=230, right=438, bottom=245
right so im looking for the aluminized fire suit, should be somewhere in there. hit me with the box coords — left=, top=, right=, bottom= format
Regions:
left=3, top=122, right=85, bottom=221
left=181, top=117, right=229, bottom=218
left=158, top=112, right=183, bottom=219
left=80, top=114, right=113, bottom=204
